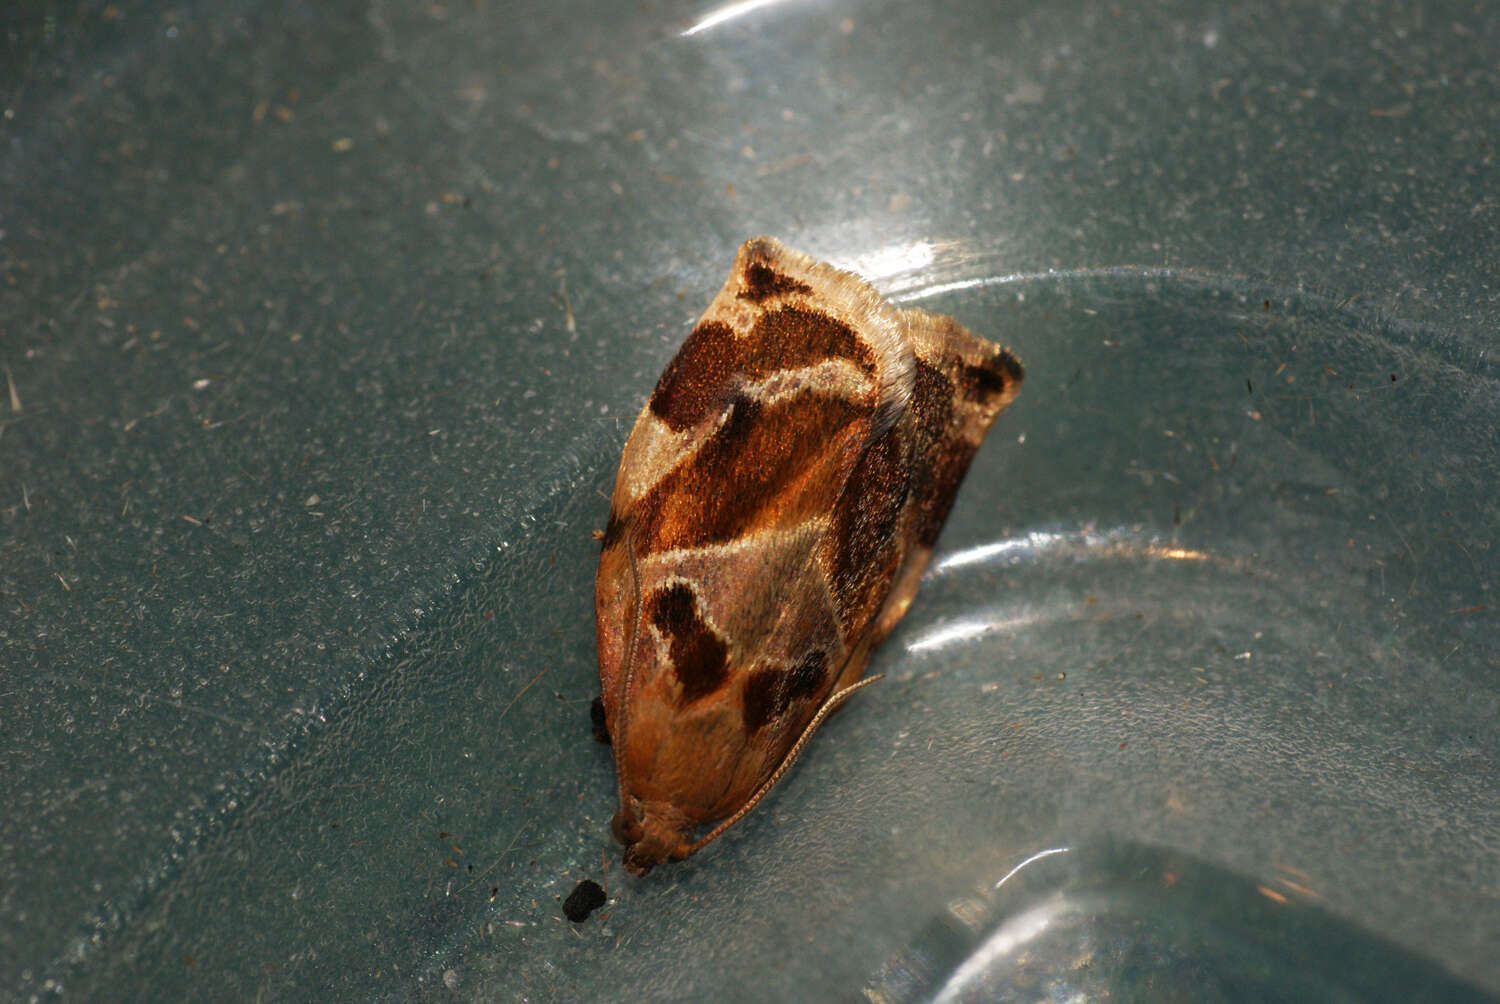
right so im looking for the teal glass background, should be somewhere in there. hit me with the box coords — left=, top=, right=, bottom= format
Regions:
left=3, top=0, right=1496, bottom=998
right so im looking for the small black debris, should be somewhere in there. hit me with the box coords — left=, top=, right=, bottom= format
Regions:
left=563, top=879, right=607, bottom=923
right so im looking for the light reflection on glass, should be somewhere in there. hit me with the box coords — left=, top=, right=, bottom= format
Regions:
left=905, top=617, right=988, bottom=653
left=995, top=846, right=1071, bottom=890
left=934, top=530, right=1069, bottom=572
left=932, top=845, right=1070, bottom=1004
left=891, top=273, right=1017, bottom=303
left=1155, top=546, right=1208, bottom=561
left=935, top=526, right=1212, bottom=575
left=894, top=265, right=1213, bottom=306
left=829, top=240, right=940, bottom=284
left=907, top=529, right=1217, bottom=654
left=679, top=0, right=792, bottom=37
left=905, top=611, right=1039, bottom=654
left=930, top=898, right=1069, bottom=1004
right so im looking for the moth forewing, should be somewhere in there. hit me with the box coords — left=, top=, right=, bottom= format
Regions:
left=595, top=237, right=1023, bottom=876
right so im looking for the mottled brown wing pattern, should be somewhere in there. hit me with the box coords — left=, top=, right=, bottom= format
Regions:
left=595, top=237, right=1023, bottom=875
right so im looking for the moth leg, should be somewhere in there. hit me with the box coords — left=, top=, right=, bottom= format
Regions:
left=687, top=674, right=884, bottom=856
left=590, top=696, right=611, bottom=745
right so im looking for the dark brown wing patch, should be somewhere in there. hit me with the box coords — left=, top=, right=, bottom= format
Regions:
left=742, top=649, right=829, bottom=733
left=748, top=306, right=876, bottom=376
left=960, top=350, right=1024, bottom=406
left=904, top=362, right=971, bottom=548
left=635, top=393, right=870, bottom=550
left=648, top=308, right=876, bottom=436
left=738, top=262, right=812, bottom=301
left=905, top=345, right=1023, bottom=548
left=650, top=320, right=741, bottom=431
left=824, top=425, right=911, bottom=636
left=648, top=583, right=729, bottom=704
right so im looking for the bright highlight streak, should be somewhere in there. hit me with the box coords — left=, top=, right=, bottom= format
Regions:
left=1151, top=545, right=1210, bottom=561
left=680, top=0, right=790, bottom=36
left=904, top=611, right=1040, bottom=654
left=931, top=899, right=1067, bottom=1004
left=936, top=531, right=1067, bottom=572
left=994, top=846, right=1070, bottom=890
left=929, top=848, right=1074, bottom=1004
left=831, top=241, right=939, bottom=283
left=933, top=527, right=1215, bottom=575
left=891, top=273, right=1018, bottom=303
left=905, top=618, right=991, bottom=653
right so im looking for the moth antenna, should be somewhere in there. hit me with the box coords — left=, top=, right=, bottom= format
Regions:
left=687, top=674, right=885, bottom=857
left=610, top=532, right=646, bottom=783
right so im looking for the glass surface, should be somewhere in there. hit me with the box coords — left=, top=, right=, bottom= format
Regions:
left=3, top=0, right=1496, bottom=1000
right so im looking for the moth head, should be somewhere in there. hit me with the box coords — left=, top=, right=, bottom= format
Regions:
left=612, top=796, right=693, bottom=877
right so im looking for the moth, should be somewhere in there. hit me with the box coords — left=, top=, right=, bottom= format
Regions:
left=595, top=237, right=1023, bottom=876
